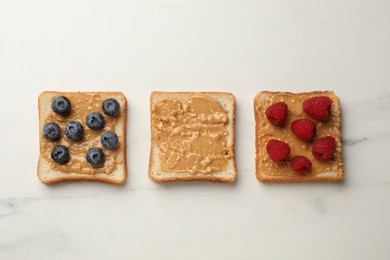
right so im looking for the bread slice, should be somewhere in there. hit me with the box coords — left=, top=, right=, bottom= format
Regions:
left=254, top=91, right=344, bottom=182
left=38, top=91, right=127, bottom=184
left=149, top=91, right=237, bottom=183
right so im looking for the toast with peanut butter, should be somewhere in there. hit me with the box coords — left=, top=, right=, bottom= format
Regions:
left=149, top=91, right=237, bottom=182
left=38, top=91, right=127, bottom=184
left=254, top=91, right=344, bottom=182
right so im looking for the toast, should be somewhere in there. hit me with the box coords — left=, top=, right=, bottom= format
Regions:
left=254, top=91, right=343, bottom=182
left=38, top=91, right=127, bottom=184
left=149, top=91, right=237, bottom=182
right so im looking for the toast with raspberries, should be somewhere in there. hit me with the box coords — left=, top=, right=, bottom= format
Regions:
left=38, top=91, right=127, bottom=184
left=254, top=91, right=343, bottom=182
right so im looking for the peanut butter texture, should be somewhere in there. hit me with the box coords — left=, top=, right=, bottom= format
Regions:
left=41, top=93, right=121, bottom=174
left=256, top=92, right=343, bottom=177
left=151, top=96, right=232, bottom=174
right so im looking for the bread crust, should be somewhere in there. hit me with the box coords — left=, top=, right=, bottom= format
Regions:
left=149, top=91, right=237, bottom=183
left=254, top=91, right=344, bottom=183
left=37, top=91, right=127, bottom=184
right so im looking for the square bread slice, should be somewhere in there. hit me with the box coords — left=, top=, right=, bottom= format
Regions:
left=149, top=91, right=237, bottom=183
left=254, top=91, right=344, bottom=182
left=38, top=91, right=127, bottom=184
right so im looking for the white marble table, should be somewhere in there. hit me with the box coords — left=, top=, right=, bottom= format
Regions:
left=1, top=0, right=389, bottom=259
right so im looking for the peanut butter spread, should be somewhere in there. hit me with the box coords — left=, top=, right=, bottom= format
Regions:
left=41, top=93, right=121, bottom=174
left=151, top=96, right=232, bottom=174
left=256, top=92, right=343, bottom=176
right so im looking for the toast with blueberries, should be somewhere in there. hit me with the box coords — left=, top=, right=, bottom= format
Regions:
left=254, top=91, right=344, bottom=182
left=38, top=91, right=127, bottom=184
left=149, top=91, right=237, bottom=182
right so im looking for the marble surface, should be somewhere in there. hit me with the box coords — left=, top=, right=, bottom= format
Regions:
left=1, top=0, right=390, bottom=259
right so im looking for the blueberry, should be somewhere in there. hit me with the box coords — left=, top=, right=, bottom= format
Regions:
left=86, top=112, right=105, bottom=130
left=51, top=145, right=70, bottom=164
left=65, top=121, right=84, bottom=141
left=102, top=98, right=120, bottom=116
left=52, top=96, right=71, bottom=115
left=42, top=122, right=61, bottom=141
left=100, top=131, right=119, bottom=149
left=86, top=147, right=105, bottom=166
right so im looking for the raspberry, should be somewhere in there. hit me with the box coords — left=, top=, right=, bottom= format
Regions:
left=266, top=102, right=288, bottom=126
left=312, top=136, right=336, bottom=161
left=291, top=156, right=312, bottom=174
left=291, top=118, right=316, bottom=142
left=303, top=96, right=332, bottom=121
left=266, top=139, right=291, bottom=162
